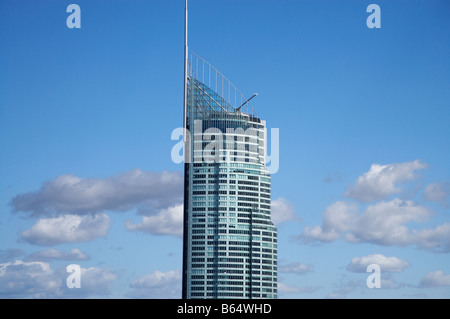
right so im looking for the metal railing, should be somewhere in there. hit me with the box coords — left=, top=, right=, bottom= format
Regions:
left=189, top=53, right=258, bottom=118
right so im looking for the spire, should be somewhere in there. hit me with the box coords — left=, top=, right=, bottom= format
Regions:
left=183, top=0, right=188, bottom=142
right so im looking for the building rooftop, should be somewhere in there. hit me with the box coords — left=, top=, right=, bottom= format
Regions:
left=188, top=53, right=258, bottom=119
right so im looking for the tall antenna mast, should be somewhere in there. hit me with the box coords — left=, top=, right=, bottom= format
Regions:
left=183, top=0, right=188, bottom=142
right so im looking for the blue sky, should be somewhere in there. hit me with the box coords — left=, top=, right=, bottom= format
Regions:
left=0, top=0, right=449, bottom=298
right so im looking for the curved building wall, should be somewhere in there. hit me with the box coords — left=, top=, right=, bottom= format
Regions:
left=182, top=71, right=277, bottom=299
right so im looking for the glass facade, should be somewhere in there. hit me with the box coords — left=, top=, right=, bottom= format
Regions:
left=182, top=55, right=277, bottom=299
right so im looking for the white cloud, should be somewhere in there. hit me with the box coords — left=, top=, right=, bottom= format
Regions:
left=127, top=270, right=181, bottom=298
left=412, top=222, right=450, bottom=251
left=25, top=248, right=89, bottom=262
left=346, top=254, right=410, bottom=273
left=124, top=204, right=183, bottom=237
left=344, top=160, right=427, bottom=202
left=10, top=169, right=183, bottom=217
left=299, top=199, right=450, bottom=252
left=0, top=260, right=59, bottom=298
left=20, top=213, right=111, bottom=246
left=419, top=270, right=450, bottom=288
left=424, top=181, right=450, bottom=208
left=347, top=199, right=433, bottom=246
left=279, top=262, right=314, bottom=275
left=0, top=261, right=118, bottom=298
left=300, top=201, right=358, bottom=243
left=271, top=197, right=299, bottom=225
left=62, top=267, right=117, bottom=297
left=299, top=160, right=450, bottom=252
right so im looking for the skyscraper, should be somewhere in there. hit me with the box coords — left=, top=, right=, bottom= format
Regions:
left=182, top=1, right=277, bottom=299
